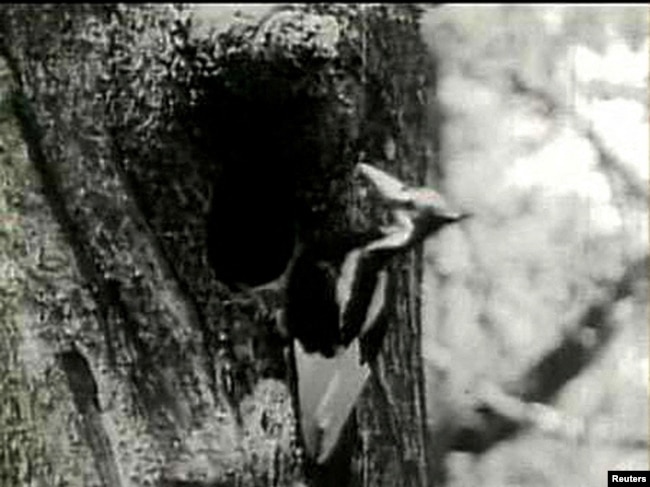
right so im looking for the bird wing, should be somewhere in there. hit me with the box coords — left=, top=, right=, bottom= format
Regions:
left=294, top=340, right=370, bottom=464
left=294, top=340, right=336, bottom=459
left=295, top=244, right=391, bottom=464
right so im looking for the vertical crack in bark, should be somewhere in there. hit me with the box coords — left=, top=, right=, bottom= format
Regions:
left=56, top=347, right=123, bottom=487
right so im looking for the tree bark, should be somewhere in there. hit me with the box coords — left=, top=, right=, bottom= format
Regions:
left=0, top=4, right=434, bottom=486
left=350, top=9, right=434, bottom=487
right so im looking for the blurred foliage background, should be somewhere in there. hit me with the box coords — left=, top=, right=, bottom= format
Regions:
left=0, top=4, right=647, bottom=487
left=417, top=5, right=648, bottom=487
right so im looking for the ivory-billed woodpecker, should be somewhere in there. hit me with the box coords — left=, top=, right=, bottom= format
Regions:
left=287, top=162, right=469, bottom=465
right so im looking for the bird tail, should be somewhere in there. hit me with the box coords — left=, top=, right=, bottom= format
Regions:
left=294, top=340, right=370, bottom=464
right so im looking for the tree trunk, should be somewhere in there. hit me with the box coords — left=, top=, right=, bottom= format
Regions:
left=350, top=9, right=434, bottom=487
left=0, top=4, right=434, bottom=486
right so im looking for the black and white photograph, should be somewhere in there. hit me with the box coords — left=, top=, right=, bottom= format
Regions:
left=0, top=4, right=647, bottom=487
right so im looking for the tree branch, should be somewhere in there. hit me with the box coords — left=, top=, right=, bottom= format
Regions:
left=431, top=253, right=648, bottom=453
left=509, top=71, right=647, bottom=205
left=515, top=254, right=647, bottom=403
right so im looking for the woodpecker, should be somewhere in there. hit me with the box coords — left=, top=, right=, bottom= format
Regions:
left=286, top=162, right=469, bottom=465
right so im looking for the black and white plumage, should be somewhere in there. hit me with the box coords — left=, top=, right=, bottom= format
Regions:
left=287, top=162, right=469, bottom=465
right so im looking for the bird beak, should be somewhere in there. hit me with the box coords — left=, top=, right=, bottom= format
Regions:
left=452, top=212, right=472, bottom=223
left=439, top=212, right=472, bottom=226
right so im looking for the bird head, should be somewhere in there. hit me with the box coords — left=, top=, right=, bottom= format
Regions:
left=356, top=162, right=470, bottom=233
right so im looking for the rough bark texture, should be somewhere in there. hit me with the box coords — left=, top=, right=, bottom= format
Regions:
left=0, top=4, right=434, bottom=486
left=350, top=11, right=434, bottom=487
